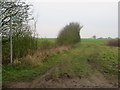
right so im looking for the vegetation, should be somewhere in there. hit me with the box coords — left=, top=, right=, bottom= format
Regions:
left=1, top=1, right=118, bottom=88
left=1, top=1, right=38, bottom=64
left=38, top=39, right=56, bottom=50
left=57, top=22, right=83, bottom=45
left=106, top=39, right=119, bottom=47
left=3, top=39, right=118, bottom=83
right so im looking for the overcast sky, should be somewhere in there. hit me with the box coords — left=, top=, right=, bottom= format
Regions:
left=26, top=0, right=118, bottom=38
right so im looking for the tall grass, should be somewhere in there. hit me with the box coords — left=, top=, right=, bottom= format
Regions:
left=57, top=22, right=83, bottom=45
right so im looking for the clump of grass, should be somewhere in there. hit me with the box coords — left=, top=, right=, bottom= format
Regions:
left=57, top=22, right=83, bottom=45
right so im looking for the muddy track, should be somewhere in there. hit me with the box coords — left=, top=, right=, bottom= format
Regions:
left=6, top=67, right=118, bottom=88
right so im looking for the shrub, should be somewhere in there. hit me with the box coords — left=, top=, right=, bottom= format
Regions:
left=39, top=40, right=54, bottom=50
left=2, top=31, right=38, bottom=64
left=57, top=22, right=83, bottom=45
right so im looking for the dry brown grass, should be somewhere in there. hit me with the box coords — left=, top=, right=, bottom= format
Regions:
left=13, top=45, right=73, bottom=65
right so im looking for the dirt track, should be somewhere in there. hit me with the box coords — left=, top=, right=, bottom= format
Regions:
left=7, top=69, right=118, bottom=88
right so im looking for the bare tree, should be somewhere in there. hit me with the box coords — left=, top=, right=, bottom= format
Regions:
left=1, top=1, right=38, bottom=64
left=0, top=1, right=33, bottom=38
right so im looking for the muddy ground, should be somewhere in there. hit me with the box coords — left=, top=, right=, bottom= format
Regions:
left=5, top=69, right=118, bottom=88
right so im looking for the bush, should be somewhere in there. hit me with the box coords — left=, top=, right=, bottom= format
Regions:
left=57, top=22, right=83, bottom=45
left=39, top=39, right=54, bottom=50
left=2, top=32, right=38, bottom=64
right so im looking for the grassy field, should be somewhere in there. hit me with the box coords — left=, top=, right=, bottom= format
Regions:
left=3, top=39, right=118, bottom=85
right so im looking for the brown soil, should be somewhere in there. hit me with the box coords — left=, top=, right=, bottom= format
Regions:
left=6, top=69, right=118, bottom=88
